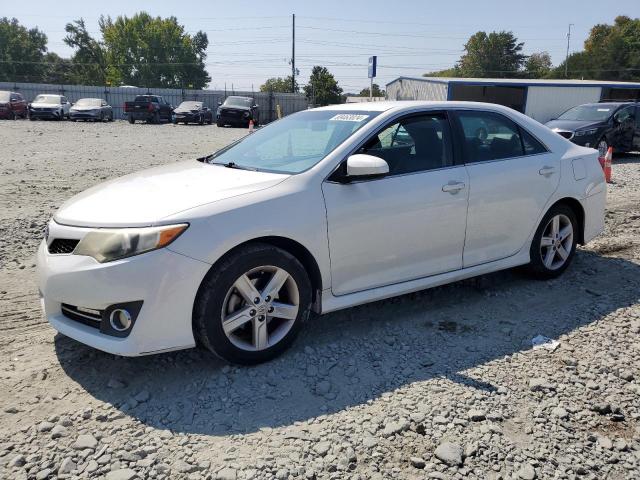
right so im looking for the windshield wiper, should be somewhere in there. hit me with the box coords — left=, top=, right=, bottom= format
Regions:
left=208, top=160, right=257, bottom=171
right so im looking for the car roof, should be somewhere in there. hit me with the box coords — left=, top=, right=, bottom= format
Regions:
left=313, top=100, right=528, bottom=114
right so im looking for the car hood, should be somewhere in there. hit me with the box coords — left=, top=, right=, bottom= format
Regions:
left=545, top=119, right=604, bottom=132
left=31, top=102, right=61, bottom=108
left=54, top=160, right=288, bottom=228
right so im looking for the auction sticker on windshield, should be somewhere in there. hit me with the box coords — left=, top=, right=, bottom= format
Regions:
left=329, top=114, right=370, bottom=122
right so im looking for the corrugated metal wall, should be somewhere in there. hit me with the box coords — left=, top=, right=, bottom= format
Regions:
left=525, top=86, right=602, bottom=123
left=386, top=79, right=448, bottom=101
left=0, top=82, right=309, bottom=123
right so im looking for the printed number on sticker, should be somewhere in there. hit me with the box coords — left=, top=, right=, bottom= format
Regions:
left=330, top=114, right=369, bottom=122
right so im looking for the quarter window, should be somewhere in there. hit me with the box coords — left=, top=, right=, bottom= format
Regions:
left=521, top=129, right=548, bottom=155
left=359, top=113, right=453, bottom=175
left=457, top=111, right=524, bottom=163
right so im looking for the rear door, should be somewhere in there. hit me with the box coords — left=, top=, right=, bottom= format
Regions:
left=452, top=109, right=560, bottom=267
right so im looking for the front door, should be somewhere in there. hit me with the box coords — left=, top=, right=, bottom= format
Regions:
left=452, top=109, right=561, bottom=267
left=322, top=112, right=469, bottom=296
left=633, top=105, right=640, bottom=152
left=610, top=105, right=636, bottom=152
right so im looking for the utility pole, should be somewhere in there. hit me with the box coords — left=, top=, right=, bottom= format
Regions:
left=291, top=14, right=296, bottom=93
left=565, top=23, right=573, bottom=78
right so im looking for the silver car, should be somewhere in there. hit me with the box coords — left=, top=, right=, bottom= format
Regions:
left=69, top=98, right=113, bottom=122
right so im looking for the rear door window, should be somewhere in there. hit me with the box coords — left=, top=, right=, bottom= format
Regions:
left=455, top=111, right=525, bottom=163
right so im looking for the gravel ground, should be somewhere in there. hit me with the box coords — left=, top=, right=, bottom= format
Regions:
left=0, top=119, right=639, bottom=480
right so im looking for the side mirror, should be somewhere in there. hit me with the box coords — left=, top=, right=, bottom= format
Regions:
left=345, top=154, right=389, bottom=181
left=218, top=101, right=222, bottom=106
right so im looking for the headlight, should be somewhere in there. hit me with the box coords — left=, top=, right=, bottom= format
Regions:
left=74, top=224, right=188, bottom=263
left=574, top=128, right=598, bottom=137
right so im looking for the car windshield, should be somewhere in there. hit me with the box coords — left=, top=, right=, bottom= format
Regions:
left=0, top=92, right=10, bottom=102
left=558, top=105, right=614, bottom=121
left=223, top=97, right=253, bottom=107
left=207, top=110, right=381, bottom=174
left=33, top=95, right=60, bottom=104
left=75, top=98, right=101, bottom=107
left=178, top=101, right=201, bottom=109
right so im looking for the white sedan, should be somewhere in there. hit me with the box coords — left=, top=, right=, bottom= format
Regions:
left=37, top=101, right=606, bottom=364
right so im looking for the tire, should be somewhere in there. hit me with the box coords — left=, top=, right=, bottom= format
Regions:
left=198, top=115, right=204, bottom=125
left=216, top=121, right=224, bottom=127
left=153, top=112, right=160, bottom=124
left=128, top=115, right=135, bottom=124
left=207, top=116, right=213, bottom=125
left=11, top=111, right=16, bottom=120
left=194, top=243, right=312, bottom=364
left=597, top=138, right=608, bottom=157
left=525, top=204, right=578, bottom=279
left=108, top=113, right=113, bottom=122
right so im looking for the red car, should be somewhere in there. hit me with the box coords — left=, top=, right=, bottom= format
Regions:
left=0, top=91, right=28, bottom=119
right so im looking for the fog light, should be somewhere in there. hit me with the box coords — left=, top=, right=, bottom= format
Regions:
left=109, top=308, right=132, bottom=332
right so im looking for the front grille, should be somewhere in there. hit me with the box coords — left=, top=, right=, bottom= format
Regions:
left=61, top=304, right=102, bottom=329
left=48, top=239, right=79, bottom=254
left=220, top=108, right=243, bottom=118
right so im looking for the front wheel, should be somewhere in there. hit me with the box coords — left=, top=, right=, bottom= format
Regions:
left=194, top=243, right=312, bottom=364
left=525, top=204, right=578, bottom=279
left=128, top=115, right=135, bottom=124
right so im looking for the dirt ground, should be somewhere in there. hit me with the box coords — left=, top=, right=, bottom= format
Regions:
left=0, top=119, right=639, bottom=480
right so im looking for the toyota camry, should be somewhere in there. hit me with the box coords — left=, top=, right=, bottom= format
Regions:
left=37, top=101, right=606, bottom=364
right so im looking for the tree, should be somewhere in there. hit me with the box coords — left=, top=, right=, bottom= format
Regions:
left=99, top=12, right=210, bottom=88
left=260, top=76, right=298, bottom=93
left=524, top=52, right=552, bottom=78
left=423, top=67, right=461, bottom=78
left=303, top=66, right=343, bottom=106
left=64, top=18, right=106, bottom=85
left=0, top=17, right=48, bottom=82
left=42, top=52, right=73, bottom=84
left=458, top=31, right=526, bottom=78
left=359, top=83, right=385, bottom=97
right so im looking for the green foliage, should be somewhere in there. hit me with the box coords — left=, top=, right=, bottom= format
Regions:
left=260, top=76, right=298, bottom=93
left=551, top=16, right=640, bottom=80
left=523, top=52, right=552, bottom=78
left=64, top=19, right=106, bottom=85
left=303, top=66, right=343, bottom=106
left=458, top=31, right=526, bottom=77
left=423, top=67, right=461, bottom=78
left=41, top=52, right=73, bottom=84
left=99, top=12, right=210, bottom=88
left=359, top=83, right=385, bottom=97
left=0, top=17, right=48, bottom=82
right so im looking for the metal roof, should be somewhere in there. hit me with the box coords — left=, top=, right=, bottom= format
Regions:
left=387, top=76, right=640, bottom=88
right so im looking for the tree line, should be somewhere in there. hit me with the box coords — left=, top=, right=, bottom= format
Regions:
left=1, top=14, right=639, bottom=106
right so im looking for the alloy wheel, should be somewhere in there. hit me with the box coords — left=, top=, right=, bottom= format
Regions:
left=221, top=266, right=300, bottom=351
left=540, top=214, right=574, bottom=270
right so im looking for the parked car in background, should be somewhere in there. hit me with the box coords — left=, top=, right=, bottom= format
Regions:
left=37, top=101, right=605, bottom=364
left=29, top=94, right=71, bottom=120
left=124, top=95, right=173, bottom=124
left=69, top=98, right=114, bottom=122
left=0, top=91, right=28, bottom=119
left=173, top=101, right=213, bottom=125
left=217, top=96, right=259, bottom=127
left=546, top=102, right=640, bottom=155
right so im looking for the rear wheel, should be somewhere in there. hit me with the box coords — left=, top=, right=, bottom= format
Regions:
left=128, top=115, right=135, bottom=124
left=216, top=120, right=224, bottom=127
left=194, top=243, right=312, bottom=364
left=525, top=204, right=578, bottom=279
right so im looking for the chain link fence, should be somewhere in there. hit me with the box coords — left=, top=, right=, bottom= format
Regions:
left=0, top=82, right=309, bottom=122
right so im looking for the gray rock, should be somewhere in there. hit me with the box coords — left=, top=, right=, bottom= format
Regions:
left=517, top=464, right=536, bottom=480
left=85, top=460, right=99, bottom=473
left=35, top=469, right=51, bottom=480
left=468, top=409, right=486, bottom=421
left=216, top=467, right=237, bottom=480
left=597, top=436, right=613, bottom=450
left=8, top=454, right=26, bottom=468
left=37, top=421, right=55, bottom=432
left=107, top=378, right=126, bottom=389
left=106, top=469, right=138, bottom=480
left=134, top=390, right=150, bottom=402
left=410, top=457, right=426, bottom=469
left=58, top=458, right=76, bottom=474
left=382, top=419, right=409, bottom=437
left=173, top=460, right=198, bottom=473
left=315, top=380, right=331, bottom=395
left=51, top=424, right=68, bottom=439
left=529, top=378, right=554, bottom=392
left=73, top=433, right=98, bottom=450
left=313, top=441, right=331, bottom=456
left=4, top=406, right=19, bottom=414
left=434, top=441, right=463, bottom=466
left=551, top=407, right=569, bottom=419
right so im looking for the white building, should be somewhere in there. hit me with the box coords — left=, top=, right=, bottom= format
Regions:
left=386, top=77, right=640, bottom=123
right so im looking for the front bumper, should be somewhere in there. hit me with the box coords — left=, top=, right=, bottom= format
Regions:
left=175, top=113, right=200, bottom=122
left=30, top=109, right=61, bottom=119
left=36, top=223, right=211, bottom=356
left=70, top=111, right=101, bottom=119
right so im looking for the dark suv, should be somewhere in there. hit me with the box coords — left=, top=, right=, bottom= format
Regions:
left=0, top=91, right=28, bottom=119
left=546, top=102, right=640, bottom=155
left=216, top=96, right=259, bottom=127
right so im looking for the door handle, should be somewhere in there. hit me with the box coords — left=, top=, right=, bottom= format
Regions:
left=442, top=181, right=466, bottom=193
left=539, top=166, right=556, bottom=176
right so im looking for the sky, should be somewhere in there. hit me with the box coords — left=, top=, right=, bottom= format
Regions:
left=2, top=0, right=639, bottom=93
